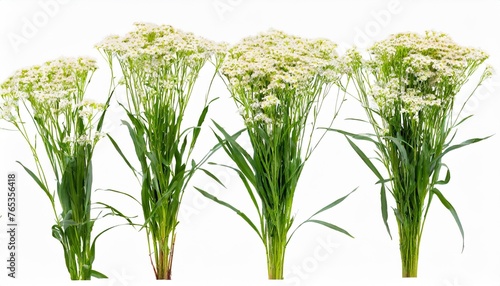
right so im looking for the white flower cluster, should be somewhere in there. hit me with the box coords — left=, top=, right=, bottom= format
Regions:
left=63, top=131, right=106, bottom=146
left=372, top=79, right=442, bottom=120
left=223, top=29, right=340, bottom=93
left=370, top=31, right=489, bottom=85
left=96, top=22, right=226, bottom=70
left=96, top=22, right=226, bottom=113
left=362, top=31, right=490, bottom=123
left=76, top=99, right=105, bottom=119
left=0, top=57, right=105, bottom=147
left=400, top=92, right=441, bottom=116
left=1, top=57, right=98, bottom=118
left=0, top=96, right=18, bottom=122
left=339, top=48, right=363, bottom=75
left=240, top=96, right=281, bottom=129
left=260, top=95, right=280, bottom=109
left=223, top=30, right=340, bottom=130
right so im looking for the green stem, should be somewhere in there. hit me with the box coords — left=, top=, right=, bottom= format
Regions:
left=65, top=222, right=93, bottom=280
left=154, top=232, right=176, bottom=280
left=266, top=231, right=286, bottom=279
left=398, top=215, right=421, bottom=278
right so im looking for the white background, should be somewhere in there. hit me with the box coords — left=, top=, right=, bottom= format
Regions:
left=0, top=1, right=499, bottom=285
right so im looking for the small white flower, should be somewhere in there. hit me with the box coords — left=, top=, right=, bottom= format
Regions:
left=260, top=95, right=280, bottom=109
left=483, top=65, right=494, bottom=78
left=63, top=136, right=74, bottom=143
left=237, top=106, right=246, bottom=116
left=59, top=99, right=71, bottom=110
left=76, top=134, right=91, bottom=145
left=94, top=131, right=106, bottom=140
left=254, top=113, right=273, bottom=125
left=78, top=108, right=93, bottom=118
left=250, top=102, right=261, bottom=110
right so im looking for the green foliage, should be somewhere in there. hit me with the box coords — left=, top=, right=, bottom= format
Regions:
left=0, top=57, right=117, bottom=280
left=198, top=30, right=353, bottom=280
left=339, top=32, right=491, bottom=277
left=97, top=23, right=226, bottom=279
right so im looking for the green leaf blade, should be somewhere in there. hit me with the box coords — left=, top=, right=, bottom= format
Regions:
left=431, top=188, right=465, bottom=252
left=306, top=219, right=354, bottom=238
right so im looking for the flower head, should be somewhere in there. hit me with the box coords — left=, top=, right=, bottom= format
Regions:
left=0, top=56, right=106, bottom=152
left=1, top=57, right=97, bottom=116
left=222, top=29, right=341, bottom=131
left=369, top=31, right=488, bottom=89
left=96, top=23, right=225, bottom=119
left=364, top=31, right=489, bottom=122
left=96, top=22, right=225, bottom=70
left=222, top=29, right=339, bottom=93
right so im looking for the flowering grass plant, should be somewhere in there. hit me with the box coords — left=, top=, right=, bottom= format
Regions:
left=198, top=30, right=353, bottom=279
left=338, top=31, right=492, bottom=277
left=0, top=57, right=113, bottom=279
left=96, top=23, right=225, bottom=280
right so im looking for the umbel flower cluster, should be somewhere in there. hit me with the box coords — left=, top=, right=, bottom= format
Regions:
left=96, top=22, right=226, bottom=89
left=347, top=31, right=490, bottom=124
left=344, top=31, right=491, bottom=277
left=222, top=29, right=341, bottom=132
left=96, top=22, right=226, bottom=280
left=0, top=57, right=105, bottom=150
